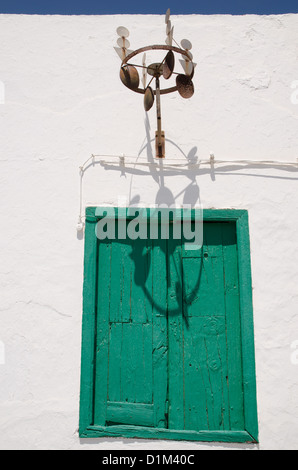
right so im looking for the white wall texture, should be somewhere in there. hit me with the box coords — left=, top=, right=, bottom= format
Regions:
left=0, top=13, right=298, bottom=450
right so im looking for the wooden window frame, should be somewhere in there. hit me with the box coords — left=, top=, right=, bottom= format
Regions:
left=79, top=208, right=258, bottom=443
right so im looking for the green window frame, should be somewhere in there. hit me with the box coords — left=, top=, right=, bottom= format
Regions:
left=79, top=208, right=258, bottom=443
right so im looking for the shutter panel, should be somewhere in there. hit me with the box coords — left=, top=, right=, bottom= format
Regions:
left=93, top=224, right=168, bottom=429
left=168, top=222, right=244, bottom=432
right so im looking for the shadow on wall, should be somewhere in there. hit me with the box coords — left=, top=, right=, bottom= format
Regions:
left=82, top=111, right=298, bottom=210
left=77, top=111, right=298, bottom=243
left=92, top=217, right=206, bottom=328
left=77, top=114, right=204, bottom=239
left=137, top=112, right=202, bottom=207
left=81, top=113, right=203, bottom=213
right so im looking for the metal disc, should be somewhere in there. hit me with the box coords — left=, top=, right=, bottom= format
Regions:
left=144, top=86, right=154, bottom=111
left=116, top=26, right=129, bottom=38
left=120, top=65, right=140, bottom=90
left=117, top=37, right=130, bottom=48
left=166, top=20, right=171, bottom=35
left=165, top=26, right=174, bottom=46
left=165, top=8, right=171, bottom=24
left=163, top=50, right=175, bottom=80
left=148, top=63, right=163, bottom=77
left=176, top=74, right=194, bottom=98
left=181, top=39, right=192, bottom=50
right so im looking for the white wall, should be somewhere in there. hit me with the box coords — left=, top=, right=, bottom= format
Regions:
left=0, top=13, right=298, bottom=450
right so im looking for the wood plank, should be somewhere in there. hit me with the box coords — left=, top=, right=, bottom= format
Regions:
left=109, top=241, right=122, bottom=323
left=118, top=322, right=152, bottom=405
left=121, top=323, right=137, bottom=403
left=168, top=239, right=184, bottom=430
left=182, top=256, right=225, bottom=317
left=93, top=241, right=111, bottom=426
left=142, top=322, right=154, bottom=404
left=222, top=222, right=244, bottom=430
left=107, top=322, right=122, bottom=403
left=120, top=242, right=133, bottom=323
left=152, top=238, right=168, bottom=428
left=83, top=425, right=256, bottom=443
left=203, top=317, right=228, bottom=430
left=183, top=316, right=228, bottom=431
left=183, top=318, right=209, bottom=431
left=79, top=213, right=98, bottom=432
left=130, top=238, right=151, bottom=324
left=236, top=213, right=258, bottom=441
left=133, top=322, right=149, bottom=403
left=106, top=402, right=154, bottom=427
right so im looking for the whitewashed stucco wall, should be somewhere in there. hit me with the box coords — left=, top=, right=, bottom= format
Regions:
left=0, top=13, right=298, bottom=450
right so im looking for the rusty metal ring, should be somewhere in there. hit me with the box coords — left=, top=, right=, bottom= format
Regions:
left=121, top=44, right=194, bottom=95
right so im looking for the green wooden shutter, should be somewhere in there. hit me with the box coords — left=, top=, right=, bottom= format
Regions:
left=93, top=226, right=168, bottom=429
left=168, top=222, right=244, bottom=432
left=80, top=208, right=258, bottom=442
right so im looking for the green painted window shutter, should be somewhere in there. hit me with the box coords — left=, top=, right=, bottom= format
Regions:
left=79, top=209, right=258, bottom=443
left=93, top=236, right=168, bottom=429
left=168, top=223, right=244, bottom=432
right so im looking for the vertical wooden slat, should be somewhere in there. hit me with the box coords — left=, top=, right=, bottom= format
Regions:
left=121, top=242, right=132, bottom=323
left=236, top=213, right=258, bottom=440
left=79, top=211, right=98, bottom=432
left=168, top=239, right=184, bottom=430
left=93, top=241, right=111, bottom=425
left=142, top=322, right=154, bottom=404
left=202, top=316, right=228, bottom=430
left=107, top=322, right=122, bottom=402
left=152, top=238, right=168, bottom=428
left=109, top=243, right=122, bottom=323
left=222, top=222, right=245, bottom=430
left=120, top=323, right=134, bottom=402
left=183, top=317, right=209, bottom=431
left=130, top=238, right=151, bottom=324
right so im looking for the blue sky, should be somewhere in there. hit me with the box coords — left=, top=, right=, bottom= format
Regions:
left=0, top=0, right=298, bottom=15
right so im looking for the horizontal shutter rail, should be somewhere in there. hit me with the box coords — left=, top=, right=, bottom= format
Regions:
left=106, top=401, right=155, bottom=427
